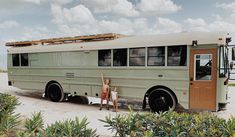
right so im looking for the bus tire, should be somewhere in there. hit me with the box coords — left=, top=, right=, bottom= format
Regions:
left=148, top=88, right=176, bottom=113
left=47, top=83, right=64, bottom=102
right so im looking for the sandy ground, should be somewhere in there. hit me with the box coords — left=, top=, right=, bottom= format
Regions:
left=1, top=73, right=235, bottom=136
left=0, top=73, right=128, bottom=136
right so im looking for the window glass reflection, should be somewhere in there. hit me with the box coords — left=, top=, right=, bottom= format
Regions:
left=148, top=47, right=165, bottom=66
left=98, top=50, right=111, bottom=66
left=195, top=54, right=212, bottom=80
left=129, top=48, right=145, bottom=66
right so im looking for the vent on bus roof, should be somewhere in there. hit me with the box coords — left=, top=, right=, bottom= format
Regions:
left=66, top=73, right=75, bottom=79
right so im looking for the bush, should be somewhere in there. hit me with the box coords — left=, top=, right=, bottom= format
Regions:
left=0, top=93, right=98, bottom=137
left=16, top=113, right=98, bottom=137
left=101, top=109, right=235, bottom=137
left=20, top=112, right=44, bottom=137
left=45, top=117, right=98, bottom=137
left=0, top=93, right=21, bottom=136
left=17, top=113, right=98, bottom=137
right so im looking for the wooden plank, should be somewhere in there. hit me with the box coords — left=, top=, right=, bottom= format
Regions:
left=6, top=33, right=125, bottom=47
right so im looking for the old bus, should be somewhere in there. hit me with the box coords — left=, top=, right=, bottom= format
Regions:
left=6, top=32, right=231, bottom=112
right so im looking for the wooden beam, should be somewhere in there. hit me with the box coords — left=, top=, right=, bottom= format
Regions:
left=5, top=33, right=125, bottom=47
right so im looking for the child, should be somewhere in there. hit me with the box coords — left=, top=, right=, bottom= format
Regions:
left=100, top=73, right=110, bottom=110
left=111, top=87, right=118, bottom=112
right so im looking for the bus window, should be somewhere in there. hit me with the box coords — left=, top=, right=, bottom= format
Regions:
left=195, top=54, right=212, bottom=80
left=12, top=54, right=20, bottom=66
left=129, top=48, right=145, bottom=66
left=219, top=46, right=228, bottom=77
left=232, top=47, right=235, bottom=61
left=147, top=46, right=165, bottom=66
left=21, top=53, right=29, bottom=66
left=98, top=50, right=111, bottom=66
left=167, top=45, right=187, bottom=66
left=113, top=49, right=127, bottom=66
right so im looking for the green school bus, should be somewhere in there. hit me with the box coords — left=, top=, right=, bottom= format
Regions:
left=6, top=32, right=231, bottom=112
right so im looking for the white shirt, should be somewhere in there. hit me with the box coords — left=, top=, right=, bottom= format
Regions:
left=111, top=91, right=117, bottom=101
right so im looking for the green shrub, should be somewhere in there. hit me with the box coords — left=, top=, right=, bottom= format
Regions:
left=0, top=93, right=21, bottom=136
left=17, top=112, right=98, bottom=137
left=101, top=110, right=235, bottom=137
left=18, top=112, right=44, bottom=137
left=45, top=117, right=98, bottom=137
left=0, top=93, right=98, bottom=137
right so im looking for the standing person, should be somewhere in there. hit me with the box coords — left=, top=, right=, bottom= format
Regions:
left=100, top=73, right=110, bottom=110
left=111, top=87, right=118, bottom=112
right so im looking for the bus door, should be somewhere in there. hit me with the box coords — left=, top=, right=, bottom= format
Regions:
left=189, top=48, right=217, bottom=111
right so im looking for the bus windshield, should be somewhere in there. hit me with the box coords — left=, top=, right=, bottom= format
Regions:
left=219, top=45, right=228, bottom=77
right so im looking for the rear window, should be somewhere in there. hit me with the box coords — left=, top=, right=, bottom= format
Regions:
left=12, top=53, right=29, bottom=67
left=21, top=53, right=29, bottom=66
left=12, top=54, right=20, bottom=66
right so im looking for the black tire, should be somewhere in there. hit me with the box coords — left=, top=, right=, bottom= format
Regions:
left=148, top=88, right=176, bottom=113
left=47, top=83, right=64, bottom=102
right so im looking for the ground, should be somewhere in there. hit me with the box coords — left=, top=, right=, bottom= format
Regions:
left=0, top=73, right=235, bottom=136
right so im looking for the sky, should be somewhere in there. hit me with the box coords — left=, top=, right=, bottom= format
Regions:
left=0, top=0, right=235, bottom=69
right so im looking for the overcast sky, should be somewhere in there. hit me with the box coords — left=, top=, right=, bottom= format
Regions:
left=0, top=0, right=235, bottom=69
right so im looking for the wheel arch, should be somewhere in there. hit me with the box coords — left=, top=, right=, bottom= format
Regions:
left=142, top=85, right=178, bottom=109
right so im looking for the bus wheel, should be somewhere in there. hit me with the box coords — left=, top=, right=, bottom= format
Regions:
left=47, top=83, right=64, bottom=102
left=148, top=88, right=176, bottom=113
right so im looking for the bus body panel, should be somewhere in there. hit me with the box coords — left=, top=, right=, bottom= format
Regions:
left=7, top=32, right=230, bottom=111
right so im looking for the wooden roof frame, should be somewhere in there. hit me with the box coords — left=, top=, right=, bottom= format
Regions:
left=5, top=33, right=125, bottom=47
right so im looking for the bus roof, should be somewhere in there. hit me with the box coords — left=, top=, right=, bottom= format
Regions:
left=8, top=32, right=231, bottom=54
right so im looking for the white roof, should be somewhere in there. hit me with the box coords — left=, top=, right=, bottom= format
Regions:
left=8, top=32, right=230, bottom=54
